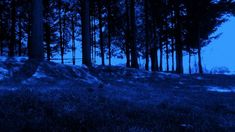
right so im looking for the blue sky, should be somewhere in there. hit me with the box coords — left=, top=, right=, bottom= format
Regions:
left=202, top=17, right=235, bottom=72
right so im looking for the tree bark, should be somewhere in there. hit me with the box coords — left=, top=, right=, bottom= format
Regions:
left=130, top=0, right=139, bottom=69
left=71, top=15, right=76, bottom=65
left=159, top=25, right=163, bottom=71
left=125, top=0, right=131, bottom=68
left=144, top=0, right=149, bottom=71
left=98, top=1, right=105, bottom=66
left=0, top=14, right=3, bottom=55
left=151, top=22, right=158, bottom=72
left=45, top=23, right=51, bottom=61
left=18, top=15, right=22, bottom=56
left=81, top=0, right=92, bottom=67
left=175, top=4, right=183, bottom=74
left=198, top=45, right=203, bottom=74
left=171, top=35, right=175, bottom=72
left=29, top=0, right=44, bottom=60
left=9, top=0, right=16, bottom=57
left=58, top=0, right=64, bottom=64
left=107, top=2, right=112, bottom=66
left=197, top=26, right=203, bottom=74
left=189, top=51, right=192, bottom=74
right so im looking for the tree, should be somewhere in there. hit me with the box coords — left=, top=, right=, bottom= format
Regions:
left=81, top=0, right=92, bottom=67
left=98, top=0, right=105, bottom=66
left=9, top=0, right=16, bottom=57
left=29, top=0, right=44, bottom=60
left=144, top=0, right=150, bottom=71
left=129, top=0, right=139, bottom=69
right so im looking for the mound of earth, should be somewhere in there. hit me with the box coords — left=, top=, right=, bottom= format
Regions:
left=0, top=57, right=101, bottom=86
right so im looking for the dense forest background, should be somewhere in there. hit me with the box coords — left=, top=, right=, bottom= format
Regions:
left=0, top=0, right=235, bottom=74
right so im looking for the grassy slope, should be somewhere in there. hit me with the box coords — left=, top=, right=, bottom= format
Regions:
left=0, top=65, right=235, bottom=131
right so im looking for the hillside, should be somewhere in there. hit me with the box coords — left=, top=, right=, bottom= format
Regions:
left=0, top=58, right=235, bottom=131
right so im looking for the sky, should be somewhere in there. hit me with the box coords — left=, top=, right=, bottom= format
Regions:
left=59, top=17, right=235, bottom=73
left=202, top=17, right=235, bottom=72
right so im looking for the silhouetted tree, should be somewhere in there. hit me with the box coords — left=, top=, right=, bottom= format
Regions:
left=29, top=0, right=44, bottom=60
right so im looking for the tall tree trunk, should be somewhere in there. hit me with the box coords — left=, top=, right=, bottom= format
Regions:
left=125, top=41, right=131, bottom=67
left=107, top=3, right=112, bottom=66
left=125, top=0, right=131, bottom=68
left=98, top=1, right=105, bottom=66
left=58, top=0, right=64, bottom=64
left=81, top=0, right=92, bottom=67
left=27, top=17, right=31, bottom=57
left=0, top=14, right=3, bottom=56
left=144, top=0, right=149, bottom=71
left=9, top=0, right=16, bottom=57
left=159, top=25, right=163, bottom=71
left=151, top=22, right=158, bottom=71
left=175, top=4, right=183, bottom=74
left=18, top=15, right=22, bottom=56
left=198, top=45, right=203, bottom=74
left=170, top=10, right=175, bottom=72
left=71, top=15, right=76, bottom=65
left=90, top=15, right=94, bottom=63
left=166, top=41, right=169, bottom=72
left=45, top=23, right=51, bottom=61
left=62, top=14, right=66, bottom=63
left=130, top=0, right=139, bottom=69
left=155, top=28, right=159, bottom=71
left=189, top=51, right=192, bottom=74
left=93, top=12, right=97, bottom=64
left=197, top=27, right=203, bottom=74
left=165, top=22, right=169, bottom=72
left=171, top=36, right=175, bottom=72
left=29, top=0, right=44, bottom=60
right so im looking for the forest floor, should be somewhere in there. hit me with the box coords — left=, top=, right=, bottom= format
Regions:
left=0, top=58, right=235, bottom=131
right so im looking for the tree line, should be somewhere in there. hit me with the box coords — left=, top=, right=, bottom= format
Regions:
left=0, top=0, right=234, bottom=74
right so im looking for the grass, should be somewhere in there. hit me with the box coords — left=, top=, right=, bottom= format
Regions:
left=0, top=65, right=234, bottom=131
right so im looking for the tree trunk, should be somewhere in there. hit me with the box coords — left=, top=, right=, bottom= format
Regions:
left=171, top=36, right=175, bottom=72
left=175, top=4, right=183, bottom=74
left=58, top=0, right=64, bottom=64
left=93, top=12, right=97, bottom=64
left=130, top=0, right=139, bottom=69
left=151, top=23, right=158, bottom=72
left=165, top=18, right=169, bottom=72
left=18, top=15, right=22, bottom=56
left=197, top=27, right=203, bottom=74
left=29, top=0, right=44, bottom=60
left=125, top=0, right=131, bottom=68
left=9, top=0, right=16, bottom=57
left=198, top=46, right=203, bottom=74
left=189, top=51, right=192, bottom=74
left=166, top=42, right=169, bottom=72
left=90, top=15, right=94, bottom=63
left=71, top=15, right=76, bottom=65
left=107, top=3, right=112, bottom=66
left=81, top=0, right=92, bottom=67
left=62, top=14, right=66, bottom=63
left=0, top=14, right=3, bottom=55
left=98, top=1, right=105, bottom=66
left=45, top=23, right=51, bottom=61
left=171, top=10, right=175, bottom=72
left=144, top=0, right=149, bottom=71
left=159, top=25, right=163, bottom=71
left=27, top=18, right=31, bottom=57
